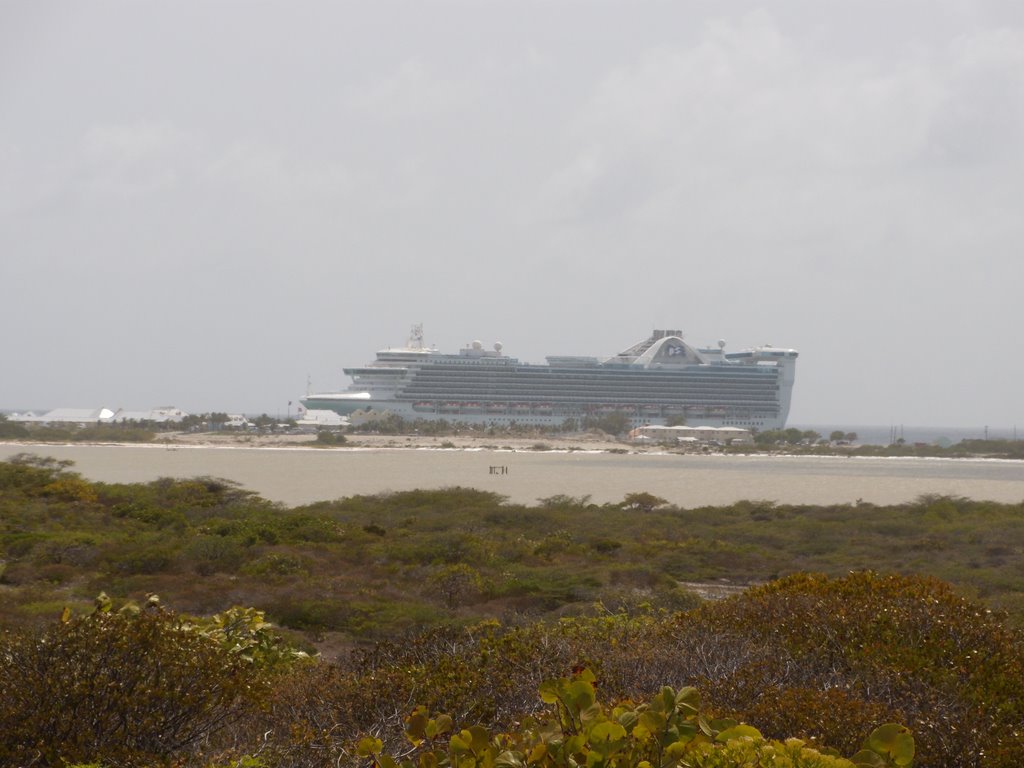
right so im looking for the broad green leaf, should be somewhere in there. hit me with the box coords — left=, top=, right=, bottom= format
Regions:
left=527, top=743, right=547, bottom=764
left=850, top=750, right=886, bottom=768
left=709, top=718, right=737, bottom=734
left=565, top=735, right=586, bottom=756
left=357, top=737, right=383, bottom=757
left=469, top=725, right=490, bottom=753
left=676, top=721, right=698, bottom=741
left=407, top=707, right=429, bottom=741
left=588, top=721, right=627, bottom=755
left=495, top=751, right=524, bottom=768
left=658, top=686, right=676, bottom=711
left=865, top=724, right=915, bottom=766
left=638, top=711, right=666, bottom=735
left=664, top=740, right=693, bottom=759
left=539, top=680, right=562, bottom=705
left=434, top=714, right=454, bottom=737
left=617, top=710, right=638, bottom=731
left=568, top=680, right=596, bottom=711
left=715, top=724, right=762, bottom=743
left=95, top=592, right=112, bottom=613
left=676, top=687, right=700, bottom=715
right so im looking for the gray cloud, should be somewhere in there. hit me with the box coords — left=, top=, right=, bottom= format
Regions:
left=1, top=1, right=1022, bottom=428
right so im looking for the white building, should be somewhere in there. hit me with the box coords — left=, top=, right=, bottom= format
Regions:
left=295, top=408, right=348, bottom=429
left=12, top=407, right=116, bottom=425
left=10, top=406, right=190, bottom=426
left=104, top=407, right=190, bottom=423
left=629, top=424, right=753, bottom=444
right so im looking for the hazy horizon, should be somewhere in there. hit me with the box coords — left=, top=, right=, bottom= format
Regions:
left=3, top=2, right=1022, bottom=428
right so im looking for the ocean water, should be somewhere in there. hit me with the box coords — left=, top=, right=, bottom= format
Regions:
left=795, top=424, right=1021, bottom=446
left=3, top=443, right=1023, bottom=507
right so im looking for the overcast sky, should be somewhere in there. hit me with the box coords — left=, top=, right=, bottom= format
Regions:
left=2, top=1, right=1022, bottom=428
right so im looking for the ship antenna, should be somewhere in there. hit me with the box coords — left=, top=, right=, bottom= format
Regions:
left=409, top=323, right=424, bottom=349
left=306, top=374, right=311, bottom=396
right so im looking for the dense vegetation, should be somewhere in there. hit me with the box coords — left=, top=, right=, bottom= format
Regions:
left=2, top=572, right=1019, bottom=766
left=4, top=454, right=1024, bottom=634
left=746, top=429, right=1024, bottom=460
left=3, top=455, right=1024, bottom=766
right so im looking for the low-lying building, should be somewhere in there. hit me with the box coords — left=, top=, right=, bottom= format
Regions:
left=295, top=408, right=348, bottom=430
left=106, top=407, right=190, bottom=424
left=11, top=407, right=117, bottom=425
left=629, top=424, right=753, bottom=444
left=10, top=406, right=190, bottom=426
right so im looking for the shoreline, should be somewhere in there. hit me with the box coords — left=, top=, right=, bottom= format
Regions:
left=2, top=431, right=1023, bottom=464
left=0, top=431, right=635, bottom=453
left=4, top=439, right=1024, bottom=507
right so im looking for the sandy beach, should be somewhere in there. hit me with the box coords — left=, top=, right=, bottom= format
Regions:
left=157, top=430, right=637, bottom=453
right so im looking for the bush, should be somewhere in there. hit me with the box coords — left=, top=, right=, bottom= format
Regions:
left=184, top=535, right=248, bottom=575
left=101, top=540, right=178, bottom=575
left=364, top=670, right=915, bottom=768
left=683, top=572, right=1024, bottom=767
left=0, top=606, right=261, bottom=767
left=316, top=430, right=347, bottom=446
left=268, top=598, right=351, bottom=633
left=240, top=552, right=310, bottom=578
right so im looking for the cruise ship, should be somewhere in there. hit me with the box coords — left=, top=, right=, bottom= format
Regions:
left=301, top=326, right=798, bottom=430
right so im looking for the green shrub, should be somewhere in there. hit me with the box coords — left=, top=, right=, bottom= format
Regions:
left=240, top=552, right=309, bottom=578
left=685, top=572, right=1024, bottom=767
left=364, top=670, right=914, bottom=768
left=101, top=541, right=178, bottom=575
left=184, top=535, right=248, bottom=576
left=590, top=537, right=623, bottom=554
left=268, top=598, right=350, bottom=633
left=0, top=606, right=261, bottom=767
left=316, top=430, right=347, bottom=446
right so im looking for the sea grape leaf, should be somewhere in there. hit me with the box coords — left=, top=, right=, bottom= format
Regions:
left=527, top=743, right=547, bottom=764
left=865, top=724, right=915, bottom=766
left=469, top=725, right=490, bottom=753
left=495, top=751, right=524, bottom=768
left=538, top=680, right=562, bottom=705
left=569, top=679, right=596, bottom=710
left=589, top=721, right=627, bottom=755
left=357, top=737, right=383, bottom=757
left=850, top=750, right=887, bottom=768
left=617, top=710, right=639, bottom=731
left=715, top=724, right=762, bottom=743
left=676, top=686, right=700, bottom=715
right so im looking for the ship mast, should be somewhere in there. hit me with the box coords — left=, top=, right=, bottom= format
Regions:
left=408, top=323, right=425, bottom=350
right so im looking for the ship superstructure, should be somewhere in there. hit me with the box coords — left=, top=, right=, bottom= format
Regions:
left=301, top=326, right=798, bottom=430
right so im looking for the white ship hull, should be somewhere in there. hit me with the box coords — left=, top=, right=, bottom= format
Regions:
left=302, top=328, right=798, bottom=431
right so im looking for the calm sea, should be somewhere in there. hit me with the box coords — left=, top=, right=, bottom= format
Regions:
left=794, top=424, right=1022, bottom=446
left=3, top=443, right=1024, bottom=507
